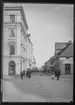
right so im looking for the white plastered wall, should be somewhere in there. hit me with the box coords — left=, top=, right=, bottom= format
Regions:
left=59, top=58, right=73, bottom=75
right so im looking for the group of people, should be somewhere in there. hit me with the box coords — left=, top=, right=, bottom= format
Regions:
left=52, top=68, right=60, bottom=80
left=20, top=70, right=31, bottom=80
left=20, top=67, right=60, bottom=80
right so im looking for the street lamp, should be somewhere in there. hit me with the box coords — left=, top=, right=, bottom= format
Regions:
left=20, top=60, right=22, bottom=72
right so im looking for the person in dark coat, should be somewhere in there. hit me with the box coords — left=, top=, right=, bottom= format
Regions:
left=55, top=70, right=57, bottom=77
left=23, top=70, right=25, bottom=77
left=56, top=69, right=60, bottom=80
left=20, top=71, right=23, bottom=80
left=28, top=70, right=31, bottom=79
left=26, top=70, right=28, bottom=77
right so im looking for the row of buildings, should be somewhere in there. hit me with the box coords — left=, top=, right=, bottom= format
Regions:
left=44, top=41, right=73, bottom=75
left=3, top=4, right=36, bottom=77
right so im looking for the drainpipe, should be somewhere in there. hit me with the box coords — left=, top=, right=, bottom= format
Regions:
left=20, top=60, right=22, bottom=72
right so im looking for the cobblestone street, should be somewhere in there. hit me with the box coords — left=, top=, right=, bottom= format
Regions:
left=3, top=74, right=73, bottom=102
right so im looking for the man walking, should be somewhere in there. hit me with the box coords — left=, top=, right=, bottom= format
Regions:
left=23, top=70, right=25, bottom=78
left=26, top=70, right=28, bottom=78
left=55, top=68, right=60, bottom=80
left=28, top=70, right=31, bottom=79
left=20, top=71, right=23, bottom=80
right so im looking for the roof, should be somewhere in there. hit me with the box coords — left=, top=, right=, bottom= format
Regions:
left=44, top=42, right=73, bottom=66
left=59, top=43, right=73, bottom=57
left=55, top=41, right=72, bottom=54
left=55, top=42, right=67, bottom=54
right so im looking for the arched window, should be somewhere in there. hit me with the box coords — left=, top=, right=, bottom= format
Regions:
left=9, top=61, right=16, bottom=75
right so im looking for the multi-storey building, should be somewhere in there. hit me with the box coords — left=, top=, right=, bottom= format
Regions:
left=57, top=42, right=73, bottom=75
left=44, top=41, right=73, bottom=75
left=3, top=4, right=35, bottom=77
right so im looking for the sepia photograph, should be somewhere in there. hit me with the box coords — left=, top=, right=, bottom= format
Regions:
left=2, top=3, right=73, bottom=102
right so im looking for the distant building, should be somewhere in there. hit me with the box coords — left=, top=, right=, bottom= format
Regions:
left=55, top=41, right=72, bottom=54
left=3, top=4, right=35, bottom=77
left=58, top=43, right=73, bottom=75
left=44, top=41, right=73, bottom=75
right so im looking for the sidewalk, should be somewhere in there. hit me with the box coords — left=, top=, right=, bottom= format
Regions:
left=3, top=75, right=15, bottom=80
left=3, top=80, right=46, bottom=102
left=60, top=74, right=73, bottom=78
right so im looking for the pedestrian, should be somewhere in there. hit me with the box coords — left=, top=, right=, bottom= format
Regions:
left=55, top=70, right=57, bottom=77
left=23, top=70, right=25, bottom=77
left=56, top=68, right=60, bottom=80
left=52, top=74, right=54, bottom=79
left=28, top=70, right=31, bottom=79
left=20, top=71, right=22, bottom=79
left=51, top=67, right=54, bottom=79
left=26, top=70, right=28, bottom=77
left=27, top=70, right=29, bottom=78
left=20, top=71, right=23, bottom=80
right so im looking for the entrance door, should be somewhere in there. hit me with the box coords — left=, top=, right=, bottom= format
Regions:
left=65, top=64, right=71, bottom=74
left=9, top=61, right=15, bottom=75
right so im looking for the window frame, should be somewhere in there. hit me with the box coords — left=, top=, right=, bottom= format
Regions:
left=8, top=42, right=16, bottom=55
left=10, top=15, right=15, bottom=23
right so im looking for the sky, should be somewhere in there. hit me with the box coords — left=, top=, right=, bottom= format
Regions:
left=22, top=4, right=73, bottom=67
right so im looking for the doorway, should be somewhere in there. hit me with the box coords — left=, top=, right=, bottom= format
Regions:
left=9, top=61, right=15, bottom=75
left=65, top=64, right=71, bottom=74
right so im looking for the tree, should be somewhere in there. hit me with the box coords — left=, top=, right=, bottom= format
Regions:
left=54, top=58, right=60, bottom=71
left=42, top=64, right=48, bottom=73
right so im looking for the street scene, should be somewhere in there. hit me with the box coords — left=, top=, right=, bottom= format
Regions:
left=3, top=74, right=73, bottom=102
left=2, top=3, right=73, bottom=102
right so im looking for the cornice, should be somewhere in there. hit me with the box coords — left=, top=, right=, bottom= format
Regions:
left=4, top=6, right=28, bottom=30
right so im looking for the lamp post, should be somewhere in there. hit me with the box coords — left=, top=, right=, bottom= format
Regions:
left=20, top=60, right=22, bottom=72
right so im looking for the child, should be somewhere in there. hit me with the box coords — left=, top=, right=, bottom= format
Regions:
left=52, top=74, right=54, bottom=79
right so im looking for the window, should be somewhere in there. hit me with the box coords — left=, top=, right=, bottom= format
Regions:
left=65, top=64, right=71, bottom=74
left=10, top=15, right=15, bottom=22
left=10, top=44, right=15, bottom=55
left=10, top=30, right=15, bottom=37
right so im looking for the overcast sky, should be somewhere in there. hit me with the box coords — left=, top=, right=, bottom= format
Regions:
left=22, top=4, right=73, bottom=67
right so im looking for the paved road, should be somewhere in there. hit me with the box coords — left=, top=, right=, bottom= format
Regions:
left=3, top=75, right=73, bottom=102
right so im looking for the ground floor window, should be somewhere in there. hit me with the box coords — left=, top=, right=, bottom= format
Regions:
left=65, top=64, right=71, bottom=74
left=9, top=61, right=16, bottom=75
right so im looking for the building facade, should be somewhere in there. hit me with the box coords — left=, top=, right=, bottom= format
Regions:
left=58, top=43, right=73, bottom=75
left=55, top=42, right=73, bottom=75
left=44, top=41, right=73, bottom=75
left=3, top=4, right=35, bottom=77
left=26, top=35, right=36, bottom=69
